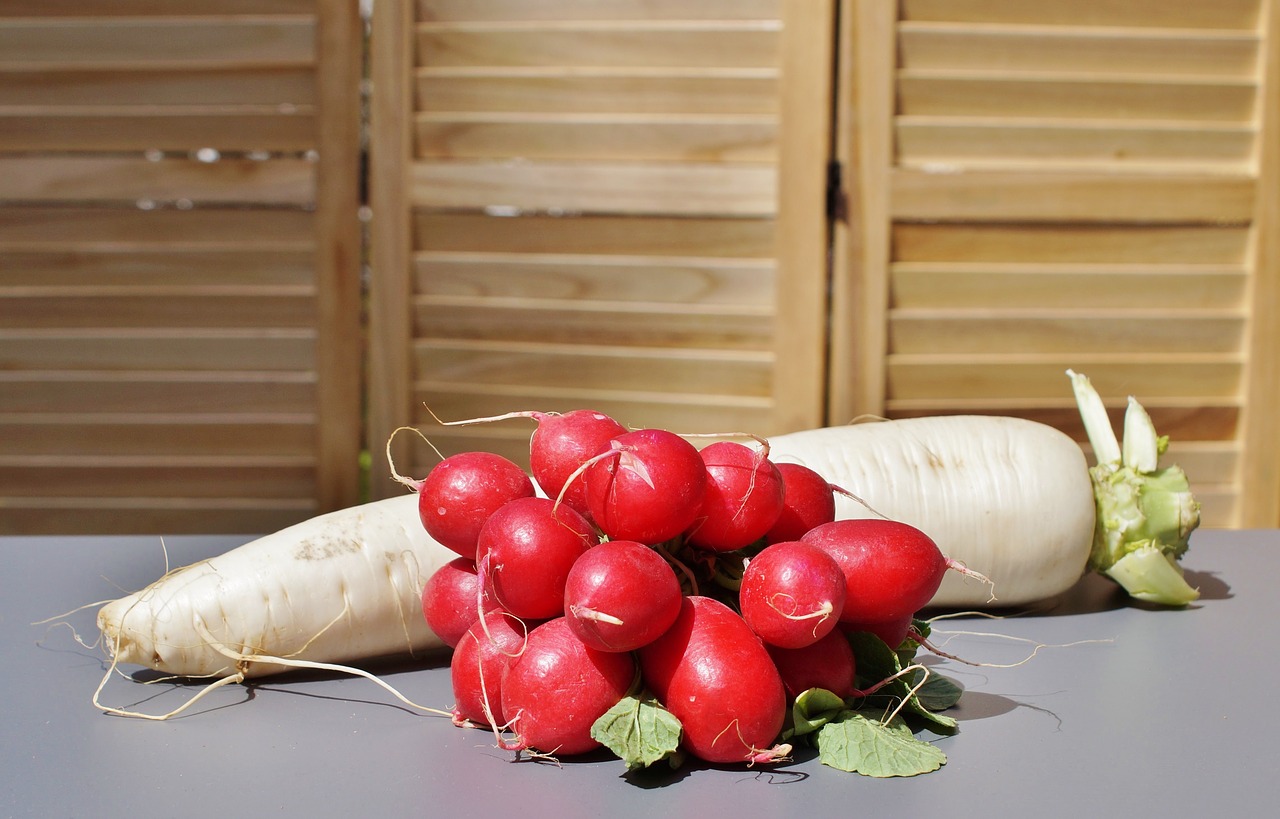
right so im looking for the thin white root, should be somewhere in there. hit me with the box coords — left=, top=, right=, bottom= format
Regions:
left=92, top=612, right=454, bottom=721
left=385, top=425, right=444, bottom=490
left=923, top=628, right=1115, bottom=668
left=568, top=605, right=625, bottom=626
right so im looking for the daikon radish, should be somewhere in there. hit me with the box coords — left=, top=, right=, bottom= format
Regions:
left=97, top=493, right=454, bottom=681
left=766, top=415, right=1096, bottom=608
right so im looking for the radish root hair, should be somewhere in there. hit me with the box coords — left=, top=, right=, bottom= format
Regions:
left=385, top=425, right=444, bottom=491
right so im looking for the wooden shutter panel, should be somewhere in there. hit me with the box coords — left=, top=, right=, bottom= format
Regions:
left=832, top=0, right=1280, bottom=527
left=368, top=0, right=832, bottom=489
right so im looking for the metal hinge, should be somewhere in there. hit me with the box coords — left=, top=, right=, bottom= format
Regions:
left=825, top=159, right=846, bottom=222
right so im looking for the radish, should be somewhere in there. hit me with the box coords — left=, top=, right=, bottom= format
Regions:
left=96, top=493, right=455, bottom=682
left=477, top=496, right=597, bottom=621
left=765, top=462, right=836, bottom=544
left=422, top=557, right=499, bottom=649
left=802, top=518, right=958, bottom=644
left=767, top=415, right=1096, bottom=607
left=563, top=540, right=683, bottom=653
left=685, top=440, right=786, bottom=552
left=766, top=630, right=857, bottom=699
left=499, top=617, right=636, bottom=756
left=437, top=408, right=628, bottom=522
left=738, top=541, right=846, bottom=649
left=450, top=609, right=526, bottom=727
left=528, top=409, right=628, bottom=520
left=583, top=428, right=708, bottom=545
left=414, top=451, right=535, bottom=559
left=638, top=596, right=787, bottom=765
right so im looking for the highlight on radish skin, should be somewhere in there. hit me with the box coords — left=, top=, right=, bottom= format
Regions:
left=584, top=428, right=708, bottom=545
left=450, top=609, right=526, bottom=728
left=685, top=441, right=786, bottom=552
left=477, top=497, right=597, bottom=621
left=563, top=540, right=683, bottom=653
left=739, top=541, right=846, bottom=649
left=415, top=451, right=535, bottom=559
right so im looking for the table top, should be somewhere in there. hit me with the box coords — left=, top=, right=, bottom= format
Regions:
left=1, top=528, right=1273, bottom=818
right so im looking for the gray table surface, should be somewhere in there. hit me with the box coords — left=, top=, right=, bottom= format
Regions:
left=1, top=528, right=1271, bottom=818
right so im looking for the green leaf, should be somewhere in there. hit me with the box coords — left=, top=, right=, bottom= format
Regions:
left=590, top=694, right=683, bottom=771
left=909, top=670, right=964, bottom=712
left=786, top=688, right=847, bottom=739
left=816, top=712, right=947, bottom=777
left=847, top=631, right=959, bottom=735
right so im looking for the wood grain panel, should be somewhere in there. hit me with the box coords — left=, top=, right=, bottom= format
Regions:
left=0, top=372, right=317, bottom=414
left=410, top=159, right=775, bottom=216
left=0, top=19, right=315, bottom=68
left=896, top=118, right=1255, bottom=170
left=414, top=252, right=774, bottom=305
left=0, top=110, right=317, bottom=152
left=899, top=0, right=1261, bottom=29
left=0, top=417, right=316, bottom=457
left=0, top=330, right=315, bottom=371
left=898, top=23, right=1259, bottom=77
left=0, top=460, right=315, bottom=500
left=891, top=264, right=1248, bottom=309
left=414, top=341, right=773, bottom=397
left=0, top=67, right=316, bottom=106
left=415, top=71, right=778, bottom=115
left=416, top=113, right=776, bottom=162
left=891, top=223, right=1250, bottom=264
left=416, top=22, right=780, bottom=69
left=415, top=0, right=781, bottom=22
left=0, top=157, right=315, bottom=206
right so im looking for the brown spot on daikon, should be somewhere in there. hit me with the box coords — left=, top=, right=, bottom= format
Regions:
left=292, top=531, right=364, bottom=561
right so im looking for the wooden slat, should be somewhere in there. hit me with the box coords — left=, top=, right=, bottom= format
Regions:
left=891, top=223, right=1250, bottom=264
left=415, top=297, right=773, bottom=349
left=414, top=252, right=775, bottom=305
left=0, top=499, right=316, bottom=536
left=0, top=207, right=314, bottom=248
left=413, top=212, right=776, bottom=257
left=0, top=249, right=314, bottom=287
left=0, top=157, right=315, bottom=206
left=828, top=0, right=896, bottom=423
left=0, top=460, right=315, bottom=500
left=771, top=0, right=834, bottom=433
left=1238, top=0, right=1280, bottom=526
left=416, top=22, right=780, bottom=69
left=897, top=73, right=1257, bottom=122
left=891, top=263, right=1248, bottom=309
left=898, top=0, right=1262, bottom=30
left=0, top=0, right=316, bottom=16
left=0, top=329, right=314, bottom=371
left=1, top=294, right=315, bottom=328
left=414, top=340, right=773, bottom=397
left=415, top=113, right=776, bottom=162
left=368, top=0, right=417, bottom=493
left=0, top=19, right=315, bottom=69
left=890, top=170, right=1256, bottom=223
left=0, top=372, right=316, bottom=414
left=0, top=67, right=316, bottom=106
left=896, top=118, right=1255, bottom=170
left=888, top=310, right=1246, bottom=354
left=884, top=358, right=1244, bottom=402
left=884, top=403, right=1241, bottom=445
left=898, top=23, right=1260, bottom=78
left=0, top=109, right=316, bottom=152
left=415, top=0, right=782, bottom=22
left=0, top=417, right=316, bottom=457
left=410, top=159, right=775, bottom=216
left=415, top=71, right=778, bottom=115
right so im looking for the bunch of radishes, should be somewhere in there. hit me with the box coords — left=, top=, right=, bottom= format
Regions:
left=412, top=410, right=965, bottom=770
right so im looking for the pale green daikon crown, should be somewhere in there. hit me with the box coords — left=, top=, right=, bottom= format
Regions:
left=1067, top=370, right=1201, bottom=606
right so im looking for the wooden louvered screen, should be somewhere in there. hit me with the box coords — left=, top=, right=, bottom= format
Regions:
left=367, top=0, right=832, bottom=491
left=0, top=0, right=363, bottom=534
left=832, top=0, right=1280, bottom=527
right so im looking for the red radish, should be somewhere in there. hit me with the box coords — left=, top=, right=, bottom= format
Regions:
left=738, top=541, right=846, bottom=648
left=563, top=540, right=682, bottom=653
left=766, top=630, right=857, bottom=698
left=584, top=428, right=707, bottom=545
left=801, top=518, right=956, bottom=635
left=500, top=617, right=635, bottom=756
left=450, top=609, right=526, bottom=728
left=638, top=596, right=787, bottom=765
left=417, top=451, right=534, bottom=559
left=477, top=497, right=596, bottom=620
left=685, top=441, right=785, bottom=552
left=422, top=557, right=499, bottom=648
left=529, top=410, right=628, bottom=520
left=765, top=462, right=837, bottom=544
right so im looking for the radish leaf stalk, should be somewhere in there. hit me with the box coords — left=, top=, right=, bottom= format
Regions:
left=1066, top=370, right=1201, bottom=606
